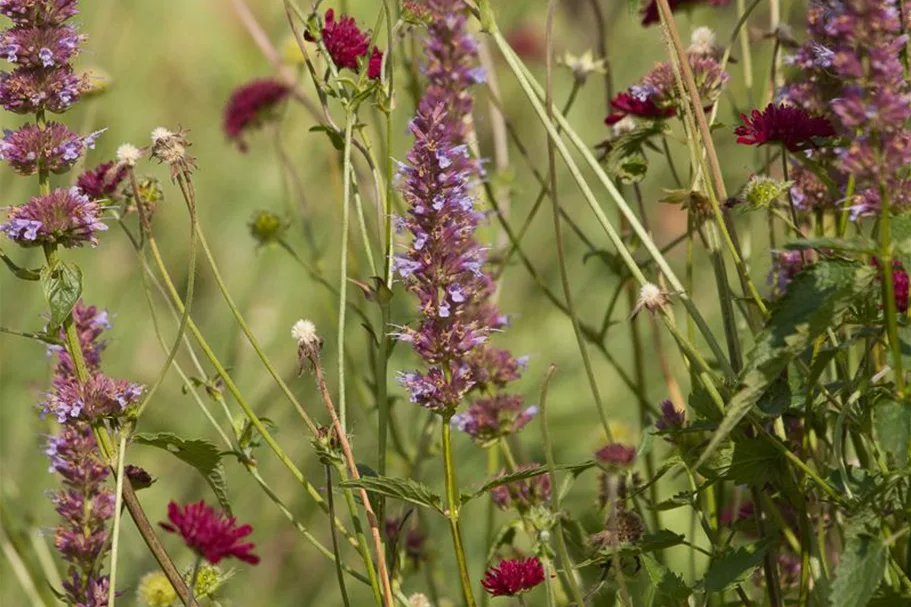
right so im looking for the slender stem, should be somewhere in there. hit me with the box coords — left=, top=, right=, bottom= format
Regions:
left=442, top=420, right=477, bottom=607
left=880, top=188, right=905, bottom=395
left=107, top=434, right=128, bottom=607
left=338, top=117, right=354, bottom=431
left=325, top=466, right=353, bottom=607
left=188, top=556, right=202, bottom=604
left=0, top=525, right=45, bottom=607
left=539, top=365, right=586, bottom=606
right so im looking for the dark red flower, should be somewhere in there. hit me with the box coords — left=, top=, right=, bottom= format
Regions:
left=595, top=443, right=637, bottom=467
left=641, top=0, right=732, bottom=27
left=306, top=9, right=369, bottom=70
left=223, top=78, right=290, bottom=152
left=367, top=47, right=383, bottom=80
left=605, top=91, right=676, bottom=125
left=872, top=257, right=910, bottom=313
left=159, top=500, right=260, bottom=565
left=481, top=557, right=545, bottom=597
left=506, top=24, right=545, bottom=61
left=76, top=161, right=127, bottom=201
left=734, top=103, right=836, bottom=152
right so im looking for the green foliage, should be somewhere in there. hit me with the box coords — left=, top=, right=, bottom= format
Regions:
left=697, top=260, right=876, bottom=468
left=727, top=439, right=785, bottom=486
left=133, top=432, right=231, bottom=514
left=41, top=260, right=82, bottom=330
left=339, top=475, right=442, bottom=513
left=874, top=398, right=911, bottom=466
left=605, top=122, right=665, bottom=185
left=701, top=540, right=770, bottom=593
left=830, top=533, right=887, bottom=607
left=641, top=554, right=691, bottom=605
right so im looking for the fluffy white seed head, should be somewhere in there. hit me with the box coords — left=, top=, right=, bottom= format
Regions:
left=689, top=26, right=717, bottom=56
left=291, top=319, right=319, bottom=346
left=407, top=594, right=433, bottom=607
left=116, top=143, right=142, bottom=166
left=150, top=127, right=174, bottom=142
left=611, top=115, right=637, bottom=138
left=639, top=283, right=665, bottom=309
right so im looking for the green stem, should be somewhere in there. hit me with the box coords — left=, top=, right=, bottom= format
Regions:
left=879, top=188, right=905, bottom=395
left=188, top=556, right=202, bottom=604
left=325, top=466, right=353, bottom=607
left=107, top=434, right=128, bottom=607
left=442, top=420, right=477, bottom=607
left=338, top=117, right=355, bottom=431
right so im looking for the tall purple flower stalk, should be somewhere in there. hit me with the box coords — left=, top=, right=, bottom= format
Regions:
left=395, top=0, right=526, bottom=426
left=782, top=0, right=911, bottom=217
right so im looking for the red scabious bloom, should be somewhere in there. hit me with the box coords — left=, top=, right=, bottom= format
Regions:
left=367, top=47, right=383, bottom=80
left=734, top=103, right=835, bottom=152
left=641, top=0, right=732, bottom=27
left=595, top=443, right=637, bottom=467
left=605, top=91, right=676, bottom=125
left=223, top=78, right=290, bottom=152
left=481, top=557, right=545, bottom=597
left=77, top=161, right=127, bottom=201
left=160, top=500, right=260, bottom=565
left=872, top=257, right=910, bottom=313
left=306, top=9, right=369, bottom=70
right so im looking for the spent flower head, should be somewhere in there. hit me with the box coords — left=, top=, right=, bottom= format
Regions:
left=115, top=142, right=142, bottom=166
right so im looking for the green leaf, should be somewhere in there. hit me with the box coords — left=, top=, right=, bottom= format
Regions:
left=41, top=260, right=82, bottom=329
left=890, top=214, right=911, bottom=272
left=133, top=433, right=230, bottom=514
left=874, top=399, right=911, bottom=466
left=830, top=533, right=887, bottom=607
left=605, top=122, right=665, bottom=185
left=642, top=554, right=691, bottom=605
left=308, top=125, right=344, bottom=150
left=638, top=530, right=686, bottom=552
left=697, top=260, right=875, bottom=469
left=702, top=540, right=770, bottom=592
left=464, top=461, right=597, bottom=505
left=727, top=439, right=785, bottom=486
left=340, top=475, right=442, bottom=513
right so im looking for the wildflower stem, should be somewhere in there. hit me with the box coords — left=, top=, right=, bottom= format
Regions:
left=338, top=117, right=354, bottom=431
left=188, top=555, right=202, bottom=604
left=539, top=365, right=587, bottom=607
left=879, top=188, right=905, bottom=396
left=107, top=433, right=128, bottom=607
left=325, top=465, right=353, bottom=607
left=311, top=361, right=394, bottom=607
left=442, top=419, right=478, bottom=607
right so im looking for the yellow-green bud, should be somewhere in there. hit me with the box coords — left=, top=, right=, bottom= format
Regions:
left=136, top=571, right=177, bottom=607
left=743, top=175, right=792, bottom=208
left=248, top=210, right=287, bottom=247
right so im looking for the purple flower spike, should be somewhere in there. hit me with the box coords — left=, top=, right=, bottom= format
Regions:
left=0, top=1, right=80, bottom=27
left=0, top=24, right=84, bottom=68
left=0, top=122, right=100, bottom=175
left=1, top=187, right=106, bottom=248
left=451, top=395, right=537, bottom=445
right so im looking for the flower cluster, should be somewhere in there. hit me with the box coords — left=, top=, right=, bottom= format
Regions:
left=451, top=396, right=537, bottom=446
left=781, top=0, right=911, bottom=216
left=305, top=9, right=383, bottom=80
left=223, top=78, right=290, bottom=152
left=0, top=0, right=89, bottom=114
left=160, top=500, right=260, bottom=565
left=605, top=48, right=728, bottom=125
left=481, top=557, right=545, bottom=597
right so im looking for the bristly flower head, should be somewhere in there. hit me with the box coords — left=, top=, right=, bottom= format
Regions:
left=77, top=160, right=127, bottom=201
left=481, top=557, right=545, bottom=597
left=367, top=46, right=383, bottom=80
left=223, top=78, right=290, bottom=152
left=873, top=257, right=910, bottom=314
left=306, top=9, right=369, bottom=70
left=136, top=571, right=177, bottom=607
left=489, top=464, right=551, bottom=512
left=160, top=500, right=260, bottom=565
left=1, top=186, right=106, bottom=247
left=734, top=103, right=835, bottom=151
left=595, top=443, right=637, bottom=469
left=0, top=122, right=99, bottom=175
left=248, top=209, right=287, bottom=247
left=451, top=395, right=537, bottom=445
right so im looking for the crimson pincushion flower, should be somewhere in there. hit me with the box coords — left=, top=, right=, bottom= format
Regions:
left=734, top=103, right=835, bottom=152
left=481, top=557, right=545, bottom=597
left=605, top=91, right=676, bottom=125
left=595, top=443, right=637, bottom=468
left=873, top=257, right=910, bottom=314
left=77, top=160, right=127, bottom=200
left=160, top=500, right=260, bottom=565
left=306, top=8, right=369, bottom=70
left=223, top=78, right=290, bottom=152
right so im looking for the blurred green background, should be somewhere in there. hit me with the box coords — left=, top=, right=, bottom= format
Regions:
left=0, top=0, right=781, bottom=604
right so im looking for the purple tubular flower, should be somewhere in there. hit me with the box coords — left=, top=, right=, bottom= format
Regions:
left=47, top=300, right=110, bottom=375
left=0, top=122, right=100, bottom=175
left=0, top=0, right=80, bottom=27
left=0, top=23, right=83, bottom=67
left=451, top=395, right=537, bottom=445
left=1, top=187, right=107, bottom=248
left=783, top=0, right=911, bottom=216
left=46, top=421, right=112, bottom=606
left=655, top=399, right=685, bottom=432
left=0, top=64, right=88, bottom=113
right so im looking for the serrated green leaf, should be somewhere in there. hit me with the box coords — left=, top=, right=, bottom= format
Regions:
left=464, top=461, right=597, bottom=505
left=642, top=554, right=691, bottom=605
left=638, top=530, right=686, bottom=552
left=340, top=475, right=442, bottom=513
left=702, top=540, right=770, bottom=592
left=830, top=534, right=886, bottom=607
left=697, top=260, right=875, bottom=469
left=874, top=399, right=911, bottom=466
left=133, top=432, right=230, bottom=514
left=605, top=123, right=664, bottom=185
left=42, top=260, right=82, bottom=329
left=728, top=439, right=785, bottom=486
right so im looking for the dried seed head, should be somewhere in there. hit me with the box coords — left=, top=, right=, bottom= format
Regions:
left=589, top=511, right=645, bottom=549
left=292, top=319, right=322, bottom=372
left=630, top=282, right=674, bottom=318
left=116, top=143, right=142, bottom=167
left=150, top=127, right=173, bottom=142
left=688, top=26, right=717, bottom=56
left=149, top=126, right=196, bottom=180
left=408, top=593, right=433, bottom=607
left=560, top=50, right=607, bottom=83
